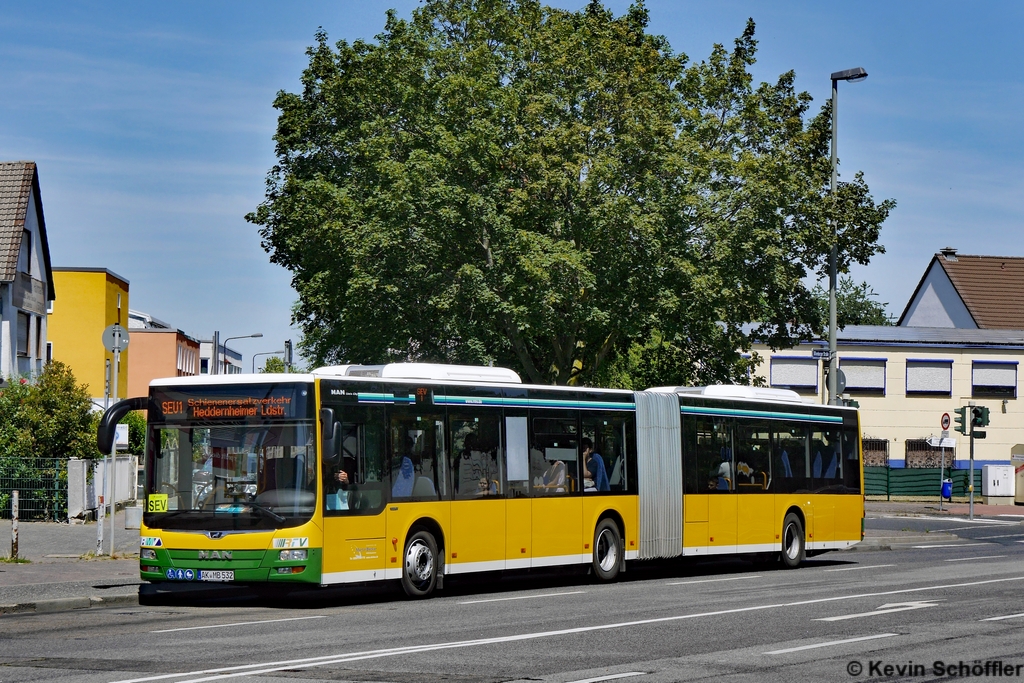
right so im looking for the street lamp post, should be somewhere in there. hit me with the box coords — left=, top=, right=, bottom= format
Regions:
left=827, top=67, right=868, bottom=406
left=252, top=350, right=285, bottom=374
left=216, top=332, right=263, bottom=375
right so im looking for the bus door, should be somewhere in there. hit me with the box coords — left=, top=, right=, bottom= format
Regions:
left=697, top=417, right=736, bottom=553
left=682, top=415, right=708, bottom=553
left=384, top=386, right=450, bottom=570
left=528, top=411, right=583, bottom=567
left=734, top=421, right=774, bottom=550
left=448, top=409, right=505, bottom=573
left=321, top=398, right=388, bottom=584
left=808, top=426, right=841, bottom=545
left=503, top=409, right=531, bottom=568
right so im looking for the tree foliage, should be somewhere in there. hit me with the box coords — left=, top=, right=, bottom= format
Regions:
left=249, top=1, right=894, bottom=387
left=0, top=362, right=99, bottom=461
left=811, top=276, right=892, bottom=328
left=261, top=356, right=287, bottom=373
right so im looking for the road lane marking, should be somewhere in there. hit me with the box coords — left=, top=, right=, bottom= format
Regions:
left=151, top=616, right=326, bottom=633
left=666, top=575, right=761, bottom=586
left=944, top=555, right=1006, bottom=562
left=911, top=543, right=989, bottom=548
left=823, top=564, right=895, bottom=572
left=459, top=591, right=585, bottom=605
left=110, top=575, right=1024, bottom=683
left=816, top=600, right=940, bottom=622
left=976, top=533, right=1024, bottom=539
left=877, top=514, right=1014, bottom=525
left=997, top=514, right=1024, bottom=518
left=764, top=633, right=898, bottom=655
left=566, top=673, right=646, bottom=683
left=982, top=613, right=1024, bottom=621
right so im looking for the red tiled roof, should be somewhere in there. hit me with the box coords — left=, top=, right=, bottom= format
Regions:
left=0, top=161, right=35, bottom=282
left=939, top=254, right=1024, bottom=329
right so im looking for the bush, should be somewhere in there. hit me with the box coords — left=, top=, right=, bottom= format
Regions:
left=0, top=361, right=98, bottom=461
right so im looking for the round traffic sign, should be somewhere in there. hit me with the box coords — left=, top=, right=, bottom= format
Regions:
left=941, top=412, right=951, bottom=430
left=101, top=323, right=129, bottom=353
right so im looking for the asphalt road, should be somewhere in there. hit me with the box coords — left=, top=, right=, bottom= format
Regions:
left=2, top=512, right=1024, bottom=683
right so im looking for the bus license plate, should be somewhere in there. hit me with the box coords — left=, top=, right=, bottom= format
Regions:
left=200, top=570, right=233, bottom=582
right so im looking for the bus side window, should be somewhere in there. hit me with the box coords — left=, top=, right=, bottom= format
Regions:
left=581, top=413, right=630, bottom=493
left=773, top=423, right=808, bottom=493
left=734, top=421, right=771, bottom=492
left=695, top=418, right=732, bottom=492
left=324, top=406, right=387, bottom=515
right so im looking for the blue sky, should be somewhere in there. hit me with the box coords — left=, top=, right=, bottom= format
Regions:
left=2, top=1, right=1022, bottom=370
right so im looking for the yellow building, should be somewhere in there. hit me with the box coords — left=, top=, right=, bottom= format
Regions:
left=47, top=268, right=129, bottom=404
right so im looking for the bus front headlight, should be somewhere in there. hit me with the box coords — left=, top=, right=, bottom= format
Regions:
left=279, top=549, right=307, bottom=561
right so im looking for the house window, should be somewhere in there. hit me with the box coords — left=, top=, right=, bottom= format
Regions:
left=840, top=358, right=886, bottom=395
left=18, top=230, right=31, bottom=275
left=200, top=358, right=209, bottom=374
left=46, top=341, right=53, bottom=364
left=906, top=360, right=952, bottom=396
left=769, top=356, right=818, bottom=391
left=972, top=361, right=1017, bottom=398
left=16, top=312, right=29, bottom=356
left=35, top=316, right=42, bottom=359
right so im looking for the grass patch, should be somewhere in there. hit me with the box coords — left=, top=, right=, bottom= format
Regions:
left=79, top=551, right=138, bottom=561
left=0, top=555, right=31, bottom=564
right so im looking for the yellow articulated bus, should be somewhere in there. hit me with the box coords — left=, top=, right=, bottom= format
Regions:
left=97, top=363, right=863, bottom=599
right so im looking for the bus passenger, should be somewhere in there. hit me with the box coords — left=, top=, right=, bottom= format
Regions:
left=392, top=456, right=416, bottom=497
left=581, top=438, right=609, bottom=492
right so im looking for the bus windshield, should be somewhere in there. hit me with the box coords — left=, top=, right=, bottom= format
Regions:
left=146, top=423, right=316, bottom=531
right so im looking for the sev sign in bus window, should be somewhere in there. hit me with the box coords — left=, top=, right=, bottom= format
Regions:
left=151, top=384, right=311, bottom=422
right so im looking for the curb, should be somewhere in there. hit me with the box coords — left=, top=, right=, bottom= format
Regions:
left=848, top=533, right=960, bottom=551
left=0, top=592, right=138, bottom=615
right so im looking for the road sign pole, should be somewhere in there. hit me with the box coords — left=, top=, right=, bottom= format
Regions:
left=99, top=323, right=129, bottom=556
left=969, top=428, right=975, bottom=521
left=939, top=447, right=945, bottom=512
left=108, top=343, right=120, bottom=557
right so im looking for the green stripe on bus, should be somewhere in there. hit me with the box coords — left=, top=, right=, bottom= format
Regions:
left=679, top=404, right=844, bottom=423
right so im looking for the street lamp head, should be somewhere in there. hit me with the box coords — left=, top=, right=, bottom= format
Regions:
left=251, top=333, right=264, bottom=339
left=831, top=67, right=867, bottom=83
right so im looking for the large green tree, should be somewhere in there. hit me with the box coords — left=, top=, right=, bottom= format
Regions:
left=249, top=0, right=894, bottom=387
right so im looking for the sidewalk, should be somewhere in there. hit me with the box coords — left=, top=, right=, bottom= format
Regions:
left=866, top=499, right=1024, bottom=519
left=0, top=510, right=141, bottom=614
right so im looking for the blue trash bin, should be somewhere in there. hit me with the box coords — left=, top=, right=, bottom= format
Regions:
left=941, top=478, right=953, bottom=499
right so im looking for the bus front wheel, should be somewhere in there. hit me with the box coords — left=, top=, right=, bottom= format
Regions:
left=592, top=519, right=622, bottom=582
left=401, top=530, right=438, bottom=598
left=780, top=513, right=805, bottom=569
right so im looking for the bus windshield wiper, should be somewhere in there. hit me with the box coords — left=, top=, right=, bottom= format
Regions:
left=247, top=503, right=286, bottom=523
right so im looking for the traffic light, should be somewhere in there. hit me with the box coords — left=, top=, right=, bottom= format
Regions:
left=953, top=406, right=967, bottom=435
left=971, top=405, right=990, bottom=428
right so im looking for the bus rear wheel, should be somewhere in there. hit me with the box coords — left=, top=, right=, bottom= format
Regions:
left=780, top=512, right=805, bottom=569
left=401, top=530, right=438, bottom=598
left=592, top=519, right=622, bottom=582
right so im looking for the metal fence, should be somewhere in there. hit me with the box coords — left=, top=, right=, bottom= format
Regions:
left=864, top=466, right=982, bottom=499
left=0, top=457, right=68, bottom=522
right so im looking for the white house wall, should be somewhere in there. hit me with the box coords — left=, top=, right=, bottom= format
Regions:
left=752, top=343, right=1023, bottom=469
left=902, top=261, right=977, bottom=328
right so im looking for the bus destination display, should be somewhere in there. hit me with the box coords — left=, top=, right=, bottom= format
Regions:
left=151, top=384, right=310, bottom=422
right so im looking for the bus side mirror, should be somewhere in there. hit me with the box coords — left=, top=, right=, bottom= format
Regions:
left=320, top=408, right=340, bottom=464
left=97, top=397, right=149, bottom=454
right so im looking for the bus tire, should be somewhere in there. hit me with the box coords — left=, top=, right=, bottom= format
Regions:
left=780, top=513, right=805, bottom=569
left=401, top=530, right=438, bottom=598
left=592, top=519, right=622, bottom=582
